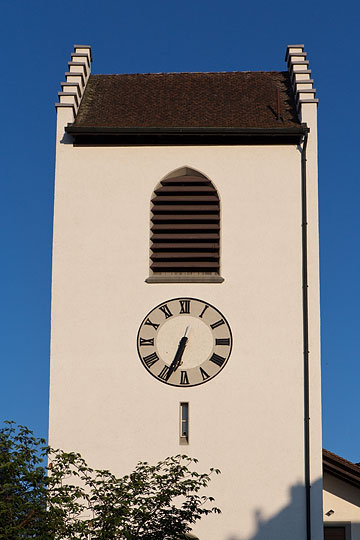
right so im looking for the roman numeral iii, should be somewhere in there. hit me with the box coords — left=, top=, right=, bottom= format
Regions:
left=215, top=338, right=230, bottom=346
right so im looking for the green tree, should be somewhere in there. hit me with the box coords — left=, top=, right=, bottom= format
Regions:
left=0, top=421, right=50, bottom=539
left=0, top=421, right=221, bottom=539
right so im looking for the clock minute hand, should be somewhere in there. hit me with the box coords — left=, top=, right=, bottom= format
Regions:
left=166, top=331, right=189, bottom=381
left=172, top=326, right=190, bottom=371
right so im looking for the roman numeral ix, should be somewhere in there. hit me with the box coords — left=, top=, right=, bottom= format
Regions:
left=139, top=337, right=155, bottom=347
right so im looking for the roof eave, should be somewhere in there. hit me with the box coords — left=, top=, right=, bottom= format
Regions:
left=65, top=125, right=306, bottom=145
left=66, top=125, right=306, bottom=135
left=323, top=450, right=360, bottom=488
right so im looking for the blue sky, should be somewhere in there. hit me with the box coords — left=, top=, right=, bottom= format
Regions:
left=1, top=0, right=359, bottom=462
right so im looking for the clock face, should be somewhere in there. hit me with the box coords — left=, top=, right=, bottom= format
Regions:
left=137, top=297, right=232, bottom=387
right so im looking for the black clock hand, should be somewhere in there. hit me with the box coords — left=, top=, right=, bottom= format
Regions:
left=166, top=327, right=189, bottom=380
left=166, top=337, right=188, bottom=380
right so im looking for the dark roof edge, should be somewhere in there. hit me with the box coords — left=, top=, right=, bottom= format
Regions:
left=323, top=449, right=360, bottom=488
left=66, top=125, right=306, bottom=135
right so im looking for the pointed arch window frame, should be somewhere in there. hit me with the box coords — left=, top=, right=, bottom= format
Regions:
left=146, top=167, right=224, bottom=283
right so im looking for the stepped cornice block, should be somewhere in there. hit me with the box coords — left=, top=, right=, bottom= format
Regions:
left=58, top=91, right=79, bottom=107
left=285, top=44, right=304, bottom=60
left=55, top=45, right=92, bottom=122
left=74, top=44, right=92, bottom=62
left=286, top=45, right=318, bottom=120
left=61, top=82, right=81, bottom=98
left=65, top=72, right=85, bottom=87
left=71, top=52, right=91, bottom=68
left=68, top=61, right=88, bottom=77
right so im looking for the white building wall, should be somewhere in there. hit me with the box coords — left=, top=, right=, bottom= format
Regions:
left=323, top=472, right=360, bottom=540
left=49, top=130, right=322, bottom=539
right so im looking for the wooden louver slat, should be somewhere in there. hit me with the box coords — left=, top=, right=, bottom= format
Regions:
left=152, top=195, right=218, bottom=203
left=151, top=233, right=220, bottom=240
left=152, top=204, right=219, bottom=212
left=150, top=174, right=220, bottom=274
left=152, top=215, right=219, bottom=222
left=154, top=185, right=215, bottom=194
left=151, top=252, right=219, bottom=259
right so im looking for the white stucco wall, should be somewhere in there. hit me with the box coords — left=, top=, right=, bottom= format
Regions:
left=324, top=472, right=360, bottom=540
left=49, top=108, right=322, bottom=540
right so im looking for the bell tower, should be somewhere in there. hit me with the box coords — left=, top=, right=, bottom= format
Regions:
left=49, top=45, right=322, bottom=540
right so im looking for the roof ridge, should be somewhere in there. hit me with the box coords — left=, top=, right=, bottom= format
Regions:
left=90, top=70, right=286, bottom=77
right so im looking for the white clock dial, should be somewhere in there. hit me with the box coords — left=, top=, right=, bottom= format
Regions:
left=137, top=297, right=232, bottom=387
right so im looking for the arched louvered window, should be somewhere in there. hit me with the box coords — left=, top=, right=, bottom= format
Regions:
left=146, top=168, right=223, bottom=283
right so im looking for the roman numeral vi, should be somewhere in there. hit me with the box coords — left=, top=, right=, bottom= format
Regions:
left=180, top=371, right=190, bottom=385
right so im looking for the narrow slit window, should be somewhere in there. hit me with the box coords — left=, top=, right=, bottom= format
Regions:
left=180, top=402, right=189, bottom=444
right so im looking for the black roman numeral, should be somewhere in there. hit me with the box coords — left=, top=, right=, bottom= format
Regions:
left=158, top=365, right=170, bottom=380
left=143, top=352, right=159, bottom=368
left=210, top=319, right=225, bottom=330
left=180, top=371, right=189, bottom=385
left=159, top=304, right=173, bottom=319
left=200, top=367, right=210, bottom=381
left=139, top=337, right=155, bottom=347
left=209, top=353, right=226, bottom=367
left=144, top=318, right=160, bottom=331
left=215, top=338, right=230, bottom=346
left=199, top=305, right=209, bottom=318
left=179, top=300, right=190, bottom=314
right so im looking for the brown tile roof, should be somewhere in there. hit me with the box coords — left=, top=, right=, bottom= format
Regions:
left=323, top=449, right=360, bottom=488
left=72, top=71, right=300, bottom=130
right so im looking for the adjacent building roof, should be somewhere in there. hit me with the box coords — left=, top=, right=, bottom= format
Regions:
left=72, top=71, right=300, bottom=130
left=323, top=449, right=360, bottom=488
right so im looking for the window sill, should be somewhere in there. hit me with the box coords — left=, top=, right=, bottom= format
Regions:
left=179, top=436, right=189, bottom=446
left=145, top=276, right=224, bottom=283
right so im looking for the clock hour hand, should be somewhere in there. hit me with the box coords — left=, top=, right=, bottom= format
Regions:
left=166, top=327, right=190, bottom=380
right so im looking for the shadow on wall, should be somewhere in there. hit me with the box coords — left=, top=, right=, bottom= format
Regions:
left=226, top=479, right=322, bottom=540
left=324, top=474, right=360, bottom=508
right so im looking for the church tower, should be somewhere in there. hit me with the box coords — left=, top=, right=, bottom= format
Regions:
left=49, top=45, right=322, bottom=540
